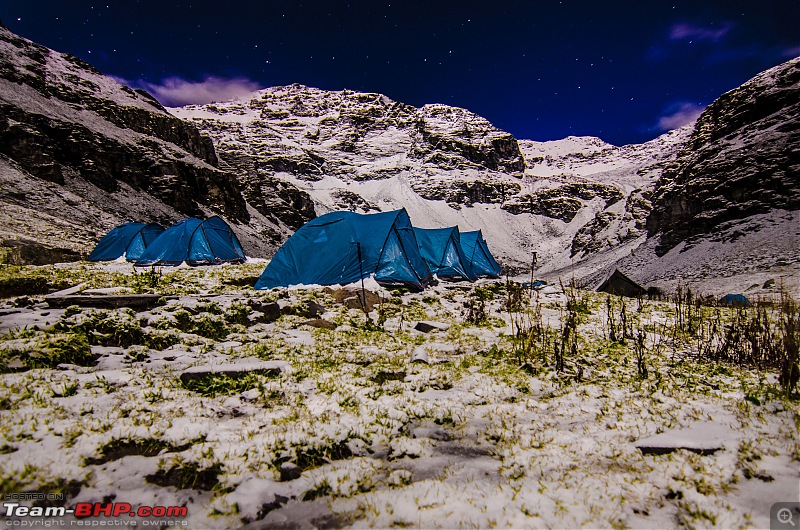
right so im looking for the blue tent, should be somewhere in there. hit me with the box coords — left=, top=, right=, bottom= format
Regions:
left=88, top=222, right=165, bottom=262
left=255, top=209, right=432, bottom=291
left=460, top=230, right=502, bottom=278
left=719, top=293, right=752, bottom=307
left=413, top=227, right=476, bottom=282
left=135, top=216, right=245, bottom=266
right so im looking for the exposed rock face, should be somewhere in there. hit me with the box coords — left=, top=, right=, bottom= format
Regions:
left=502, top=182, right=623, bottom=222
left=647, top=57, right=800, bottom=255
left=172, top=87, right=527, bottom=211
left=4, top=24, right=793, bottom=282
left=0, top=27, right=245, bottom=219
left=175, top=87, right=688, bottom=270
left=518, top=128, right=691, bottom=264
left=0, top=26, right=314, bottom=261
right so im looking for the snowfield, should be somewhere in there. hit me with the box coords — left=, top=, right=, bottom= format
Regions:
left=0, top=262, right=797, bottom=529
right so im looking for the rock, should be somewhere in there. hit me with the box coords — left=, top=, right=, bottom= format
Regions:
left=502, top=182, right=623, bottom=222
left=45, top=294, right=167, bottom=309
left=240, top=389, right=260, bottom=402
left=0, top=238, right=83, bottom=266
left=410, top=346, right=430, bottom=364
left=647, top=57, right=800, bottom=254
left=222, top=396, right=242, bottom=410
left=279, top=462, right=302, bottom=482
left=301, top=318, right=336, bottom=330
left=414, top=321, right=450, bottom=333
left=179, top=360, right=290, bottom=383
left=214, top=341, right=243, bottom=352
left=327, top=288, right=382, bottom=311
left=301, top=300, right=326, bottom=318
left=250, top=302, right=281, bottom=323
left=634, top=422, right=731, bottom=455
left=256, top=494, right=289, bottom=519
left=2, top=357, right=29, bottom=372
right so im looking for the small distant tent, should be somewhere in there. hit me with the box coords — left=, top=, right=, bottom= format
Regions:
left=459, top=230, right=502, bottom=278
left=254, top=209, right=432, bottom=291
left=134, top=216, right=245, bottom=266
left=88, top=222, right=165, bottom=262
left=719, top=294, right=752, bottom=307
left=413, top=227, right=476, bottom=281
left=596, top=268, right=646, bottom=298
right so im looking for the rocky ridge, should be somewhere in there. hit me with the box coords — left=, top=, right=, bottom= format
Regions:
left=173, top=87, right=689, bottom=272
left=0, top=23, right=795, bottom=288
left=0, top=26, right=312, bottom=260
left=647, top=57, right=800, bottom=255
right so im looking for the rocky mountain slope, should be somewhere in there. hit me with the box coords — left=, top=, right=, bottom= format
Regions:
left=601, top=57, right=800, bottom=295
left=172, top=87, right=689, bottom=273
left=0, top=24, right=795, bottom=293
left=647, top=57, right=800, bottom=255
left=0, top=25, right=310, bottom=262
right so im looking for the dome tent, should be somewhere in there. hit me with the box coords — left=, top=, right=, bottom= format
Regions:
left=596, top=268, right=647, bottom=298
left=459, top=230, right=502, bottom=278
left=719, top=293, right=752, bottom=307
left=134, top=216, right=245, bottom=266
left=255, top=209, right=432, bottom=291
left=88, top=222, right=165, bottom=262
left=413, top=227, right=476, bottom=281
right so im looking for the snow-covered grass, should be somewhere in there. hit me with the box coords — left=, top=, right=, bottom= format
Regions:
left=0, top=262, right=797, bottom=528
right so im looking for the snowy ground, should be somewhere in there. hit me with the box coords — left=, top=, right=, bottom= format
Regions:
left=0, top=262, right=798, bottom=529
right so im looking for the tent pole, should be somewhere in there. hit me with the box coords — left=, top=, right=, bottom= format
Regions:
left=530, top=251, right=537, bottom=292
left=357, top=242, right=368, bottom=317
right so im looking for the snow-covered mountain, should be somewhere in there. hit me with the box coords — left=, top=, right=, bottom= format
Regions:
left=0, top=24, right=310, bottom=262
left=171, top=86, right=689, bottom=273
left=0, top=23, right=796, bottom=293
left=648, top=57, right=800, bottom=253
left=615, top=57, right=800, bottom=295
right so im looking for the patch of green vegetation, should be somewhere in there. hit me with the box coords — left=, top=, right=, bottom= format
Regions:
left=145, top=459, right=222, bottom=491
left=279, top=439, right=354, bottom=471
left=0, top=465, right=84, bottom=506
left=224, top=301, right=251, bottom=325
left=402, top=300, right=429, bottom=321
left=371, top=370, right=406, bottom=385
left=152, top=308, right=231, bottom=340
left=54, top=309, right=178, bottom=350
left=0, top=332, right=96, bottom=371
left=0, top=276, right=51, bottom=298
left=50, top=379, right=79, bottom=398
left=180, top=371, right=280, bottom=397
left=302, top=480, right=333, bottom=501
left=85, top=437, right=196, bottom=466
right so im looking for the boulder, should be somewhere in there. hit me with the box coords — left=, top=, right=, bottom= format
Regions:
left=179, top=360, right=290, bottom=384
left=634, top=422, right=731, bottom=455
left=414, top=321, right=450, bottom=333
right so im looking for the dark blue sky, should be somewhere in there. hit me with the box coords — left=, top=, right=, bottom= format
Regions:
left=4, top=1, right=798, bottom=145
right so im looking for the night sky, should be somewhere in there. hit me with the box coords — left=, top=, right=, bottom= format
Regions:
left=3, top=1, right=798, bottom=145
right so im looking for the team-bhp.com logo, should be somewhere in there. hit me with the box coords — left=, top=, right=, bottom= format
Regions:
left=3, top=501, right=188, bottom=526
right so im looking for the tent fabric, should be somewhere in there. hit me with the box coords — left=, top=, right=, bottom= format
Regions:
left=719, top=293, right=752, bottom=307
left=459, top=230, right=502, bottom=278
left=135, top=216, right=245, bottom=266
left=596, top=268, right=647, bottom=298
left=255, top=209, right=432, bottom=290
left=88, top=222, right=165, bottom=262
left=413, top=227, right=476, bottom=281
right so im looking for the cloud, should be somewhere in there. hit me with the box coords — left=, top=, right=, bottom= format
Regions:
left=782, top=46, right=800, bottom=58
left=117, top=76, right=261, bottom=106
left=669, top=22, right=734, bottom=43
left=657, top=102, right=706, bottom=131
